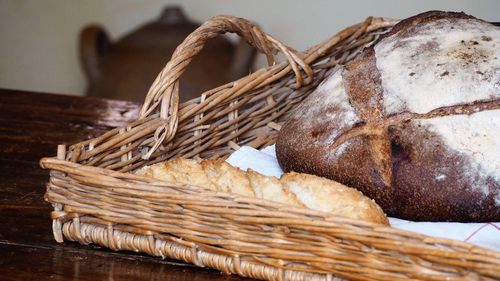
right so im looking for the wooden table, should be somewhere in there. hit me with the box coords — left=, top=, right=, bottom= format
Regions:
left=0, top=89, right=251, bottom=280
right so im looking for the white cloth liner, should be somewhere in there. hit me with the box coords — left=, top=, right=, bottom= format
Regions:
left=226, top=145, right=500, bottom=252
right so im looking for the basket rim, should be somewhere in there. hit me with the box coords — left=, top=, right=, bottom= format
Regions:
left=41, top=156, right=500, bottom=258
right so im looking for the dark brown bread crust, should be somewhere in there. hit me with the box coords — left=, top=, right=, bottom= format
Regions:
left=381, top=11, right=475, bottom=39
left=276, top=11, right=500, bottom=222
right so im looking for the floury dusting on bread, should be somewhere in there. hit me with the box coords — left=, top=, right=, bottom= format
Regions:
left=276, top=11, right=500, bottom=222
left=296, top=69, right=360, bottom=147
left=375, top=18, right=500, bottom=115
left=375, top=13, right=500, bottom=193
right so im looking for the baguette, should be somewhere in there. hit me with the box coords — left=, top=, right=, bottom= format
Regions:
left=136, top=157, right=389, bottom=225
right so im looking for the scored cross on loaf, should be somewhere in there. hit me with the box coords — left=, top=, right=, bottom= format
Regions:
left=276, top=11, right=500, bottom=222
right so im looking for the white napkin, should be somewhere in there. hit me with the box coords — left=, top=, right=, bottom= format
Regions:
left=226, top=145, right=500, bottom=252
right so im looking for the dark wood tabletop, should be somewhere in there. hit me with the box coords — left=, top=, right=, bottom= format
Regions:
left=0, top=88, right=252, bottom=281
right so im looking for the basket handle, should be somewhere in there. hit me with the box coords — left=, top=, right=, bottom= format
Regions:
left=138, top=15, right=313, bottom=158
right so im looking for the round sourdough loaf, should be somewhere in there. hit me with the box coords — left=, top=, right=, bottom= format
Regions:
left=276, top=11, right=500, bottom=222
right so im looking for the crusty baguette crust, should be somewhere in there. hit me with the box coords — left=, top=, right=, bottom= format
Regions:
left=136, top=157, right=389, bottom=225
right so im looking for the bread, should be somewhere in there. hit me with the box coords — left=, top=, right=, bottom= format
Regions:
left=276, top=11, right=500, bottom=222
left=136, top=157, right=389, bottom=225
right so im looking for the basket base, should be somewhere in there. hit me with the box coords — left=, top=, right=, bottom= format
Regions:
left=59, top=220, right=343, bottom=281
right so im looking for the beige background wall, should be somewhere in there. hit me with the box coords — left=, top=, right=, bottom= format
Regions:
left=0, top=0, right=499, bottom=97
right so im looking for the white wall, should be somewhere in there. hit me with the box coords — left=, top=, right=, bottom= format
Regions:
left=0, top=0, right=499, bottom=97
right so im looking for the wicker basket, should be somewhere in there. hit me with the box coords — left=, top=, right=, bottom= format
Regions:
left=40, top=15, right=500, bottom=281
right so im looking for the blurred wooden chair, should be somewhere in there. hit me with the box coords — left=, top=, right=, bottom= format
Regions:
left=79, top=6, right=257, bottom=102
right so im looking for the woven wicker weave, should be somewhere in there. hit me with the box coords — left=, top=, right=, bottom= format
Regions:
left=40, top=15, right=500, bottom=281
